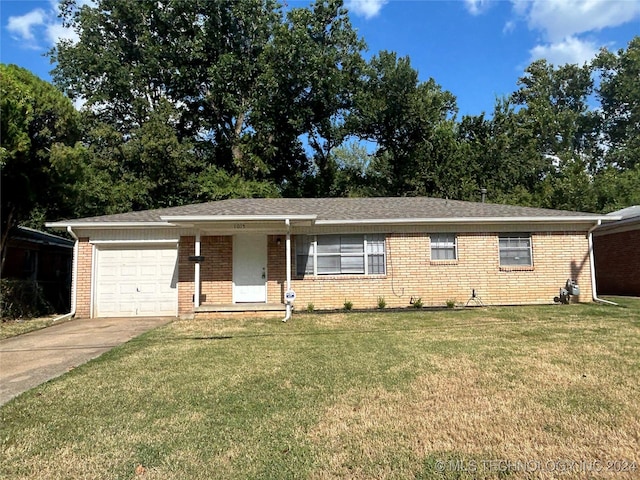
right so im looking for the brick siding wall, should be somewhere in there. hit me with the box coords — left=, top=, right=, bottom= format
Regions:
left=594, top=229, right=640, bottom=296
left=175, top=231, right=592, bottom=311
left=75, top=238, right=92, bottom=317
left=285, top=231, right=592, bottom=309
left=77, top=230, right=594, bottom=317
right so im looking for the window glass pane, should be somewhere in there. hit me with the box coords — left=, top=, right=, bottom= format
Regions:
left=295, top=236, right=313, bottom=275
left=341, top=255, right=364, bottom=273
left=341, top=235, right=364, bottom=254
left=368, top=255, right=384, bottom=274
left=367, top=235, right=385, bottom=254
left=317, top=255, right=341, bottom=274
left=317, top=235, right=340, bottom=254
left=431, top=234, right=456, bottom=260
left=499, top=234, right=532, bottom=266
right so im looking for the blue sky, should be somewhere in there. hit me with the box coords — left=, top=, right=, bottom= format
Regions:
left=2, top=0, right=639, bottom=117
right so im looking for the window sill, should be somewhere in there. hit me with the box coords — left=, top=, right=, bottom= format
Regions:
left=294, top=274, right=387, bottom=281
left=429, top=260, right=458, bottom=266
left=499, top=266, right=534, bottom=272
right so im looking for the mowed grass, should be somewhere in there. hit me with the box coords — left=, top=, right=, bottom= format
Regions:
left=0, top=315, right=59, bottom=340
left=1, top=299, right=639, bottom=479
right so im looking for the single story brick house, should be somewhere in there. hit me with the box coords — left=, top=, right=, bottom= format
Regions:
left=593, top=205, right=640, bottom=297
left=46, top=197, right=619, bottom=319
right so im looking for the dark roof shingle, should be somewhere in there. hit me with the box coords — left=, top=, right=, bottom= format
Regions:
left=50, top=197, right=602, bottom=225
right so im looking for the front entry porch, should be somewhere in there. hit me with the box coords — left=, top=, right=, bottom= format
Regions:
left=195, top=303, right=286, bottom=313
left=174, top=215, right=312, bottom=317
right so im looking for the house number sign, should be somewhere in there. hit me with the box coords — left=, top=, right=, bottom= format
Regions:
left=233, top=223, right=246, bottom=229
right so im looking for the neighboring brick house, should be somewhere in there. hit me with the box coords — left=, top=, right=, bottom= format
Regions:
left=46, top=197, right=619, bottom=319
left=593, top=206, right=640, bottom=297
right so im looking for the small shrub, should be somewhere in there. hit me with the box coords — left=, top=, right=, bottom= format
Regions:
left=306, top=303, right=314, bottom=313
left=377, top=296, right=386, bottom=309
left=343, top=300, right=353, bottom=311
left=1, top=279, right=54, bottom=320
left=412, top=297, right=423, bottom=309
left=446, top=299, right=456, bottom=309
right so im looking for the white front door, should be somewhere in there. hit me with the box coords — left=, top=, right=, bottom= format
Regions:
left=233, top=234, right=267, bottom=303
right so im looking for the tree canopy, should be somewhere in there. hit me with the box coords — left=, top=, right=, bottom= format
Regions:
left=1, top=1, right=637, bottom=249
left=0, top=63, right=85, bottom=267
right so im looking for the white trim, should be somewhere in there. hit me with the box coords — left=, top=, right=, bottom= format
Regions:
left=46, top=222, right=173, bottom=228
left=283, top=219, right=292, bottom=322
left=314, top=216, right=616, bottom=225
left=194, top=231, right=201, bottom=308
left=160, top=215, right=317, bottom=222
left=67, top=227, right=78, bottom=318
left=90, top=243, right=97, bottom=318
left=89, top=239, right=179, bottom=245
left=588, top=221, right=618, bottom=306
left=47, top=215, right=619, bottom=230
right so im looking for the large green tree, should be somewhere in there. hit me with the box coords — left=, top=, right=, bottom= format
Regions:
left=349, top=51, right=457, bottom=196
left=594, top=36, right=640, bottom=170
left=0, top=64, right=85, bottom=267
left=52, top=0, right=366, bottom=201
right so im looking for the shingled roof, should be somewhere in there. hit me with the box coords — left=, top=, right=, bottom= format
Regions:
left=47, top=197, right=610, bottom=227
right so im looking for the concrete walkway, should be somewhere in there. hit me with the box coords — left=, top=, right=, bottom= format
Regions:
left=0, top=316, right=173, bottom=405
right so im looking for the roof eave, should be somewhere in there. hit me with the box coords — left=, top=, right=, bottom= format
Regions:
left=45, top=221, right=173, bottom=229
left=315, top=216, right=617, bottom=225
left=159, top=214, right=318, bottom=223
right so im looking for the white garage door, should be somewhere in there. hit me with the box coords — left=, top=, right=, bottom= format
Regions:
left=95, top=246, right=178, bottom=317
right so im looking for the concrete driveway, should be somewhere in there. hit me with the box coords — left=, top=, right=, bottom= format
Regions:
left=0, top=316, right=173, bottom=405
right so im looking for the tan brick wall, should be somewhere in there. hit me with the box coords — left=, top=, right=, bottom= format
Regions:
left=178, top=236, right=195, bottom=314
left=287, top=231, right=592, bottom=309
left=75, top=238, right=92, bottom=317
left=267, top=235, right=287, bottom=303
left=173, top=231, right=593, bottom=312
left=200, top=236, right=233, bottom=303
left=594, top=229, right=640, bottom=296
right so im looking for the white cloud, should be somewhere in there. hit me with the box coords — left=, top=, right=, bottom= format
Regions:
left=5, top=2, right=79, bottom=50
left=524, top=0, right=640, bottom=42
left=464, top=0, right=492, bottom=16
left=46, top=21, right=79, bottom=45
left=502, top=20, right=516, bottom=34
left=7, top=9, right=47, bottom=43
left=529, top=36, right=599, bottom=66
left=345, top=0, right=388, bottom=19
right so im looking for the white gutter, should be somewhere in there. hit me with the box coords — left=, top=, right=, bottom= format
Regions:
left=53, top=226, right=78, bottom=322
left=588, top=220, right=617, bottom=306
left=283, top=219, right=292, bottom=323
left=315, top=216, right=620, bottom=225
left=160, top=215, right=317, bottom=222
left=46, top=222, right=173, bottom=228
left=46, top=215, right=621, bottom=229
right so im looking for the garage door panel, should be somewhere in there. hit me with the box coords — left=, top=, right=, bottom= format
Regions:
left=95, top=246, right=177, bottom=317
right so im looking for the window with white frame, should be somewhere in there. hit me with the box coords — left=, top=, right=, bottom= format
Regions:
left=499, top=234, right=532, bottom=266
left=430, top=234, right=457, bottom=260
left=296, top=234, right=386, bottom=276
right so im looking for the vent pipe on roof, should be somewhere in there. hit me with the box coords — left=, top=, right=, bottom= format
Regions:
left=480, top=188, right=487, bottom=203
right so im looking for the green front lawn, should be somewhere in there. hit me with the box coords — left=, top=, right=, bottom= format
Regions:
left=0, top=315, right=59, bottom=340
left=2, top=299, right=639, bottom=479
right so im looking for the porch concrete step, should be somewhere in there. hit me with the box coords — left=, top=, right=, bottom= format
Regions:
left=195, top=303, right=286, bottom=313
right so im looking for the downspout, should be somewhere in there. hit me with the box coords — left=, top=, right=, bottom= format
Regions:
left=194, top=230, right=201, bottom=308
left=588, top=220, right=617, bottom=306
left=53, top=226, right=78, bottom=322
left=283, top=219, right=292, bottom=322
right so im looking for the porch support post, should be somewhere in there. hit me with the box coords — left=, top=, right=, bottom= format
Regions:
left=194, top=230, right=201, bottom=308
left=285, top=219, right=291, bottom=293
left=283, top=219, right=292, bottom=322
